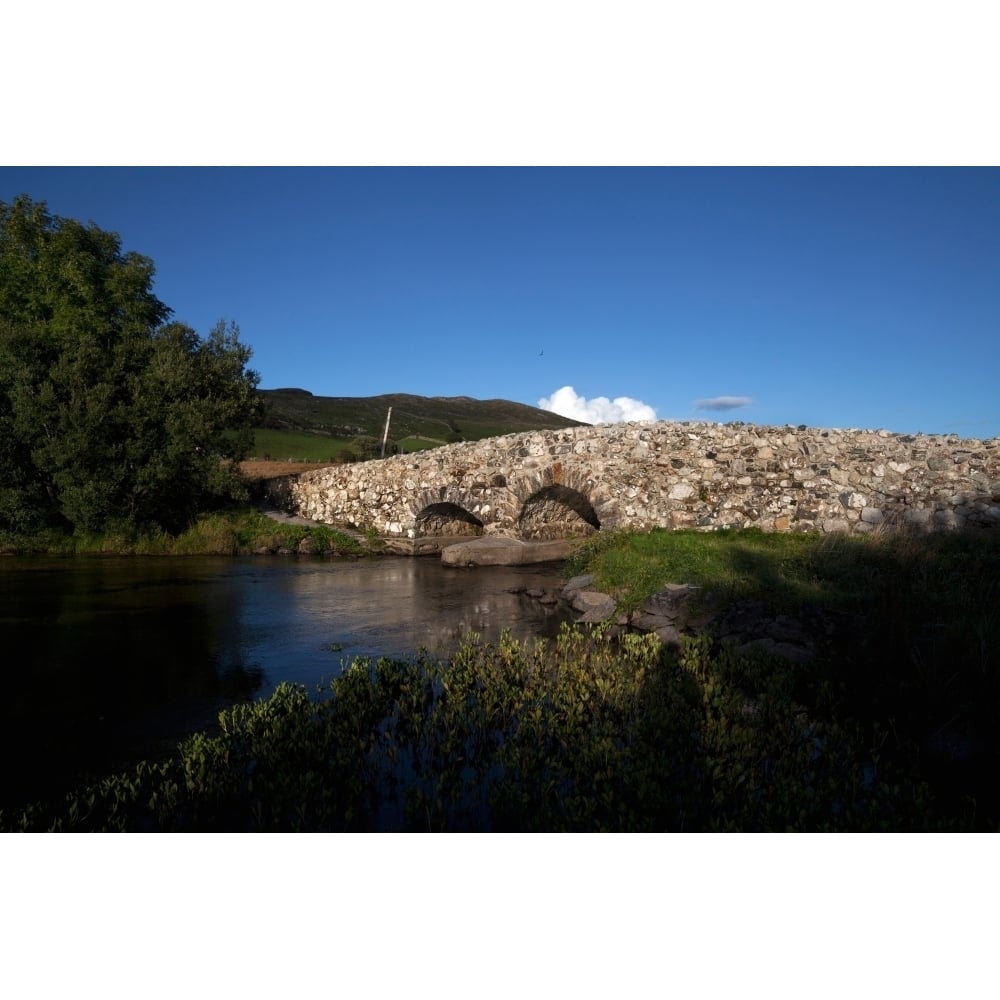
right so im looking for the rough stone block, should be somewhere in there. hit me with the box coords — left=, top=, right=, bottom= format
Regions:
left=278, top=421, right=1000, bottom=543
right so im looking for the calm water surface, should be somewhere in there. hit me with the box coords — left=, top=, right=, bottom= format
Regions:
left=0, top=554, right=574, bottom=809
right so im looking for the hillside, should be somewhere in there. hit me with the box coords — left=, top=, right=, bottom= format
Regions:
left=250, top=389, right=588, bottom=464
left=259, top=389, right=585, bottom=442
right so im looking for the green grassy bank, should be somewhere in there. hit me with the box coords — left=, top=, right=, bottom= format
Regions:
left=0, top=509, right=367, bottom=558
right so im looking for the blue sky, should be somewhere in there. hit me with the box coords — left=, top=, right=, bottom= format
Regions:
left=2, top=166, right=998, bottom=436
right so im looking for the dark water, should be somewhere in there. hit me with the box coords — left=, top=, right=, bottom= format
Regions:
left=0, top=554, right=574, bottom=810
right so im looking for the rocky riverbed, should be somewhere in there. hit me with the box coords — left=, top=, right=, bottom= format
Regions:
left=512, top=571, right=854, bottom=664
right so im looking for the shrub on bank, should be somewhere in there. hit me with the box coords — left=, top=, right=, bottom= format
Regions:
left=3, top=625, right=967, bottom=832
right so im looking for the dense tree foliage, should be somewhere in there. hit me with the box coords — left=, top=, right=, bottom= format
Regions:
left=0, top=195, right=263, bottom=534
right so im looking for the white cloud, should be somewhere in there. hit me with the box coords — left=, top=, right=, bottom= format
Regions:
left=539, top=386, right=658, bottom=424
left=694, top=395, right=753, bottom=412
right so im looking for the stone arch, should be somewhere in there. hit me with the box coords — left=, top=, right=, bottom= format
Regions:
left=517, top=484, right=601, bottom=540
left=414, top=502, right=484, bottom=537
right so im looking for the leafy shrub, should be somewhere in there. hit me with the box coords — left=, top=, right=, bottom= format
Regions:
left=2, top=625, right=958, bottom=832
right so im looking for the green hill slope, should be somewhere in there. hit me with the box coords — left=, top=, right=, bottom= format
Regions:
left=253, top=389, right=588, bottom=461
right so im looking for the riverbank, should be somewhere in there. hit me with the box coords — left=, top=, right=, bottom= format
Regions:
left=1, top=504, right=576, bottom=562
left=3, top=525, right=997, bottom=830
left=5, top=606, right=993, bottom=831
left=0, top=508, right=368, bottom=558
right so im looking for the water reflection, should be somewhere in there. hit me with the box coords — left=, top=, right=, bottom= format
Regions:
left=235, top=558, right=570, bottom=688
left=0, top=555, right=573, bottom=809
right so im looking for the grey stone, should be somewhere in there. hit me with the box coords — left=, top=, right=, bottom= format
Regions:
left=561, top=573, right=596, bottom=597
left=653, top=624, right=682, bottom=648
left=265, top=420, right=1000, bottom=543
left=440, top=537, right=574, bottom=567
left=570, top=591, right=618, bottom=619
left=639, top=584, right=701, bottom=618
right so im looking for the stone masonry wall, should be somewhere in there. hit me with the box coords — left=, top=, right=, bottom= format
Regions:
left=264, top=421, right=1000, bottom=539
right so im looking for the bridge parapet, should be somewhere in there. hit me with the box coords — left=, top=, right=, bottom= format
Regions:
left=274, top=421, right=1000, bottom=539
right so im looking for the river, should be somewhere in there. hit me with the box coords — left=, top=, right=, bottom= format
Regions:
left=0, top=554, right=575, bottom=812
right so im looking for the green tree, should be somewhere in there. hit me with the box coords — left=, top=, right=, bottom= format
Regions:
left=348, top=434, right=400, bottom=459
left=0, top=195, right=263, bottom=535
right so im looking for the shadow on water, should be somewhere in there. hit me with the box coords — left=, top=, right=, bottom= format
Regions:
left=1, top=561, right=260, bottom=807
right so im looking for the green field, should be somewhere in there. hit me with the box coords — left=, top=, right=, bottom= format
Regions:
left=250, top=428, right=444, bottom=462
left=250, top=428, right=350, bottom=462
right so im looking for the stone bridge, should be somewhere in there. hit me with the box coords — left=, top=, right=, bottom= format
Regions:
left=263, top=421, right=1000, bottom=541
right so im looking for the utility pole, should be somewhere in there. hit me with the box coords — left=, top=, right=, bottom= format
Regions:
left=380, top=406, right=392, bottom=459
